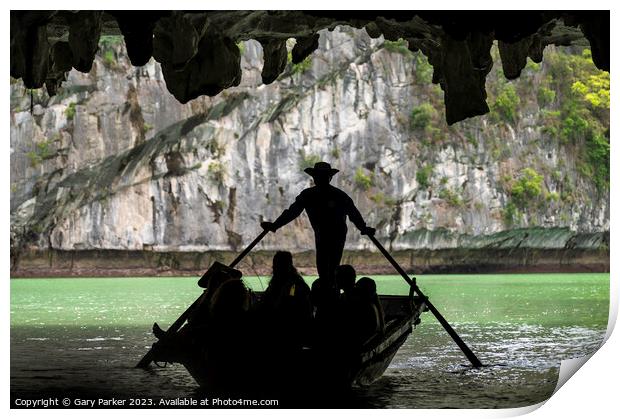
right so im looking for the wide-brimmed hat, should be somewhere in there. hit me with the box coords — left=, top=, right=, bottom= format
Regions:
left=304, top=161, right=339, bottom=176
left=197, top=261, right=242, bottom=288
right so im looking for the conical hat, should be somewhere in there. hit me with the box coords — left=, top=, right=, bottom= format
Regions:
left=197, top=261, right=242, bottom=288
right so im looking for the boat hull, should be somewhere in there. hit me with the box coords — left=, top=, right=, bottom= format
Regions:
left=166, top=294, right=426, bottom=393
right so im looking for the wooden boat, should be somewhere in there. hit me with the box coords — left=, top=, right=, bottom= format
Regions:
left=140, top=231, right=482, bottom=391
left=150, top=290, right=427, bottom=395
left=351, top=293, right=426, bottom=386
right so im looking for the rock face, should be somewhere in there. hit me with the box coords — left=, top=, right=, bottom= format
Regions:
left=10, top=28, right=609, bottom=273
left=10, top=10, right=610, bottom=125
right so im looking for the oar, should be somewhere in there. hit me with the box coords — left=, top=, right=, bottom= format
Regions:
left=366, top=233, right=483, bottom=368
left=136, top=229, right=269, bottom=368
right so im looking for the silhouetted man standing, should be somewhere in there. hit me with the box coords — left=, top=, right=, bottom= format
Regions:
left=262, top=162, right=375, bottom=286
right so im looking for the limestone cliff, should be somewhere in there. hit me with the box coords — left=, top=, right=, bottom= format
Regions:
left=10, top=28, right=609, bottom=274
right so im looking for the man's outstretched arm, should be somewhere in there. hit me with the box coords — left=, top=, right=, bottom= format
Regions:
left=262, top=194, right=305, bottom=232
left=346, top=196, right=376, bottom=236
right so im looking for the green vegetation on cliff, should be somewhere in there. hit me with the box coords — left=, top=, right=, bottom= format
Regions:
left=416, top=165, right=433, bottom=189
left=381, top=39, right=413, bottom=56
left=99, top=35, right=123, bottom=69
left=414, top=52, right=434, bottom=84
left=544, top=49, right=610, bottom=190
left=490, top=83, right=521, bottom=124
left=298, top=151, right=321, bottom=170
left=410, top=103, right=437, bottom=131
left=288, top=51, right=313, bottom=75
left=26, top=138, right=55, bottom=167
left=511, top=168, right=544, bottom=207
left=379, top=40, right=609, bottom=229
left=354, top=168, right=374, bottom=190
left=64, top=102, right=76, bottom=120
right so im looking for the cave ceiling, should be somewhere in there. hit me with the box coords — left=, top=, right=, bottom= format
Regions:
left=10, top=10, right=609, bottom=124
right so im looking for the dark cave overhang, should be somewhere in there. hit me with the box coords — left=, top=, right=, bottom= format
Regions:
left=10, top=10, right=610, bottom=125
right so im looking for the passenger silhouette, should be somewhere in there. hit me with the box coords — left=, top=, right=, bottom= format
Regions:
left=309, top=276, right=342, bottom=353
left=351, top=277, right=385, bottom=344
left=250, top=251, right=312, bottom=392
left=262, top=251, right=312, bottom=347
left=152, top=262, right=242, bottom=342
left=190, top=262, right=243, bottom=327
left=204, top=277, right=252, bottom=392
left=335, top=264, right=356, bottom=296
left=264, top=252, right=311, bottom=308
left=334, top=264, right=356, bottom=326
left=262, top=162, right=375, bottom=286
left=149, top=263, right=247, bottom=365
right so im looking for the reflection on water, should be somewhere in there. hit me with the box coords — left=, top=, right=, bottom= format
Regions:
left=10, top=274, right=609, bottom=408
left=357, top=322, right=604, bottom=408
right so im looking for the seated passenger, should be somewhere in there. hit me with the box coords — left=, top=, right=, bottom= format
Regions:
left=262, top=251, right=312, bottom=347
left=204, top=277, right=253, bottom=392
left=310, top=277, right=340, bottom=321
left=190, top=262, right=244, bottom=327
left=333, top=264, right=357, bottom=334
left=335, top=264, right=356, bottom=297
left=209, top=277, right=251, bottom=323
left=310, top=274, right=346, bottom=353
left=264, top=253, right=305, bottom=306
left=350, top=277, right=385, bottom=345
left=152, top=262, right=242, bottom=340
left=150, top=263, right=246, bottom=365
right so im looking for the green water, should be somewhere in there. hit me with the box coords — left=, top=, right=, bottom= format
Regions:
left=11, top=274, right=609, bottom=328
left=10, top=273, right=610, bottom=408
